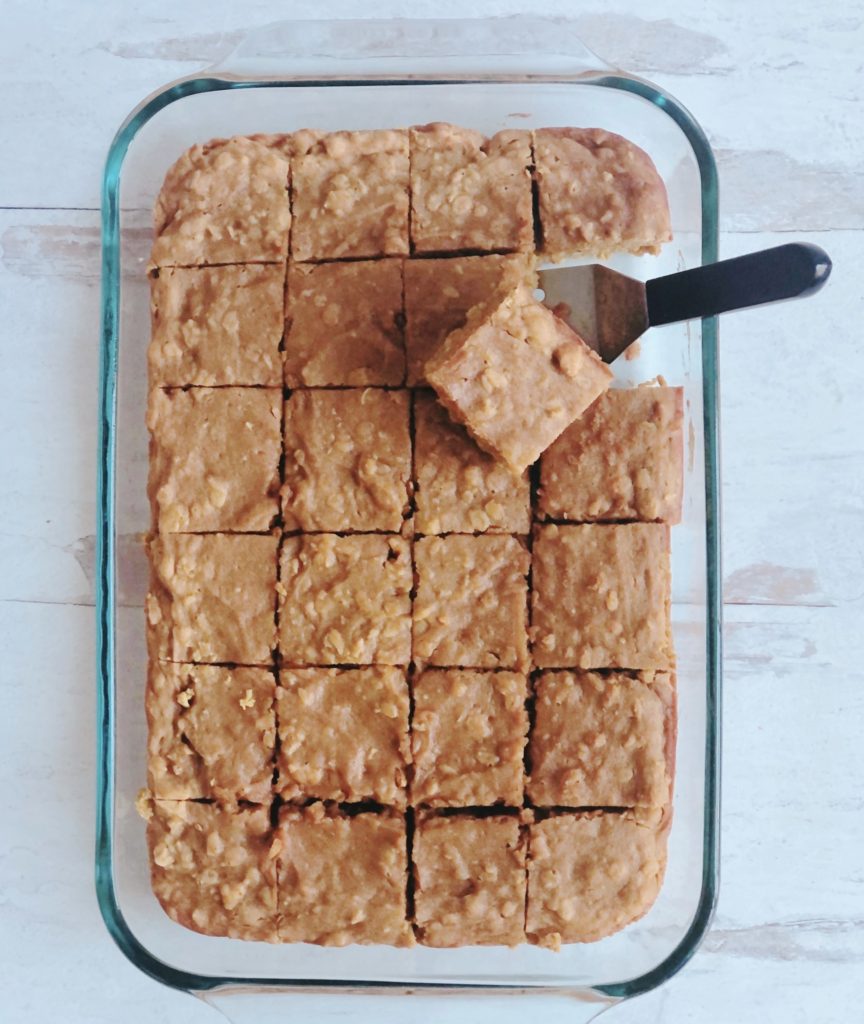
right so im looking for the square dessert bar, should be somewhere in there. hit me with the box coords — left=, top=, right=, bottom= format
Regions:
left=539, top=387, right=684, bottom=524
left=278, top=534, right=411, bottom=666
left=413, top=813, right=526, bottom=947
left=147, top=800, right=277, bottom=941
left=533, top=127, right=672, bottom=260
left=147, top=663, right=276, bottom=804
left=282, top=389, right=411, bottom=532
left=284, top=259, right=405, bottom=386
left=147, top=387, right=281, bottom=533
left=413, top=535, right=530, bottom=670
left=277, top=803, right=413, bottom=945
left=150, top=135, right=290, bottom=266
left=527, top=670, right=674, bottom=808
left=531, top=524, right=673, bottom=670
left=411, top=669, right=527, bottom=807
left=276, top=667, right=410, bottom=806
left=409, top=123, right=534, bottom=255
left=147, top=533, right=278, bottom=665
left=427, top=285, right=613, bottom=474
left=290, top=129, right=410, bottom=261
left=526, top=811, right=667, bottom=947
left=149, top=264, right=285, bottom=387
left=404, top=253, right=534, bottom=386
left=413, top=391, right=530, bottom=535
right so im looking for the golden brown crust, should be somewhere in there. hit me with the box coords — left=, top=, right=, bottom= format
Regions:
left=278, top=534, right=411, bottom=666
left=149, top=265, right=284, bottom=387
left=539, top=387, right=684, bottom=523
left=413, top=535, right=530, bottom=670
left=531, top=523, right=673, bottom=670
left=413, top=814, right=526, bottom=947
left=409, top=123, right=534, bottom=255
left=533, top=127, right=672, bottom=259
left=148, top=801, right=278, bottom=941
left=284, top=260, right=405, bottom=386
left=526, top=811, right=667, bottom=946
left=413, top=391, right=530, bottom=535
left=146, top=534, right=278, bottom=665
left=150, top=135, right=290, bottom=267
left=427, top=285, right=613, bottom=474
left=282, top=389, right=411, bottom=532
left=147, top=387, right=281, bottom=533
left=276, top=804, right=414, bottom=946
left=146, top=664, right=276, bottom=803
left=290, top=129, right=409, bottom=261
left=411, top=670, right=528, bottom=807
left=276, top=667, right=410, bottom=805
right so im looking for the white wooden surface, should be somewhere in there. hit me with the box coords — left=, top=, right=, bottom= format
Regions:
left=1, top=1, right=862, bottom=1021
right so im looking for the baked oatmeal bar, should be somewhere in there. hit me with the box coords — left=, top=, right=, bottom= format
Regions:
left=411, top=669, right=527, bottom=807
left=147, top=801, right=277, bottom=942
left=413, top=391, right=530, bottom=535
left=409, top=123, right=534, bottom=255
left=539, top=387, right=684, bottom=523
left=533, top=128, right=672, bottom=260
left=284, top=259, right=405, bottom=386
left=404, top=253, right=534, bottom=386
left=290, top=129, right=409, bottom=261
left=276, top=803, right=413, bottom=946
left=149, top=264, right=284, bottom=387
left=276, top=667, right=410, bottom=806
left=147, top=534, right=278, bottom=665
left=282, top=389, right=411, bottom=532
left=147, top=663, right=276, bottom=804
left=531, top=524, right=673, bottom=670
left=413, top=813, right=526, bottom=947
left=526, top=810, right=667, bottom=947
left=413, top=535, right=530, bottom=670
left=527, top=670, right=674, bottom=808
left=426, top=284, right=613, bottom=474
left=150, top=135, right=290, bottom=266
left=278, top=534, right=411, bottom=666
left=147, top=387, right=281, bottom=533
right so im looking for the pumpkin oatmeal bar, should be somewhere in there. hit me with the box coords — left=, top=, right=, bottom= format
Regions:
left=147, top=387, right=281, bottom=533
left=533, top=127, right=671, bottom=260
left=149, top=264, right=285, bottom=387
left=411, top=669, right=528, bottom=807
left=150, top=135, right=290, bottom=267
left=146, top=663, right=276, bottom=804
left=404, top=253, right=534, bottom=385
left=413, top=813, right=526, bottom=947
left=409, top=123, right=534, bottom=255
left=147, top=801, right=277, bottom=942
left=284, top=259, right=405, bottom=386
left=278, top=534, right=411, bottom=666
left=276, top=803, right=413, bottom=946
left=413, top=391, right=530, bottom=535
left=147, top=533, right=278, bottom=665
left=413, top=535, right=530, bottom=670
left=527, top=670, right=674, bottom=808
left=539, top=386, right=684, bottom=523
left=276, top=667, right=410, bottom=806
left=526, top=810, right=667, bottom=947
left=290, top=129, right=409, bottom=261
left=282, top=389, right=411, bottom=532
left=426, top=284, right=613, bottom=474
left=531, top=523, right=673, bottom=670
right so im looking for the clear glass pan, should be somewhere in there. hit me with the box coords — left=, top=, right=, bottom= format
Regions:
left=96, top=15, right=721, bottom=1011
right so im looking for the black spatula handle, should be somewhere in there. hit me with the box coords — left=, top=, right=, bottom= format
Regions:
left=646, top=242, right=832, bottom=327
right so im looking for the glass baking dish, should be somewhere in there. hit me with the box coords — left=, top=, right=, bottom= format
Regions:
left=96, top=17, right=721, bottom=1021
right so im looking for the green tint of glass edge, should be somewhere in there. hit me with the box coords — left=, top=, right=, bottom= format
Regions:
left=96, top=72, right=721, bottom=1000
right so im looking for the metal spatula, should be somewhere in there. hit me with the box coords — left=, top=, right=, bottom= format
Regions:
left=538, top=242, right=832, bottom=363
